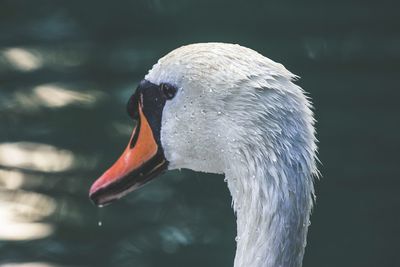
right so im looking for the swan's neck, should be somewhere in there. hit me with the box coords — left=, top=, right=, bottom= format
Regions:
left=210, top=78, right=318, bottom=267
left=225, top=152, right=313, bottom=267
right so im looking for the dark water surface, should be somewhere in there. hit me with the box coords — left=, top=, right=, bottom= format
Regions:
left=0, top=0, right=399, bottom=266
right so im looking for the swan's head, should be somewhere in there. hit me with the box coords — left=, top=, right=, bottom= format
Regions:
left=89, top=43, right=314, bottom=206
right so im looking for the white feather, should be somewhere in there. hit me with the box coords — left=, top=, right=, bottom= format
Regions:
left=146, top=43, right=318, bottom=267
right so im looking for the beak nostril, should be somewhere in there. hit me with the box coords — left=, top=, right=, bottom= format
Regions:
left=127, top=91, right=139, bottom=120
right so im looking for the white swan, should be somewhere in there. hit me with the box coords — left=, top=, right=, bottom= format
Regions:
left=89, top=43, right=318, bottom=267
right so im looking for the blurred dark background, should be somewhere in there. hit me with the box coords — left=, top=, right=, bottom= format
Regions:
left=0, top=0, right=399, bottom=266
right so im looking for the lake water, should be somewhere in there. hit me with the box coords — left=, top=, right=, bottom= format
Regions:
left=0, top=0, right=399, bottom=266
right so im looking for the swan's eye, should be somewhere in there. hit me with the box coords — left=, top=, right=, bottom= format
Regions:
left=160, top=83, right=177, bottom=100
left=126, top=91, right=139, bottom=120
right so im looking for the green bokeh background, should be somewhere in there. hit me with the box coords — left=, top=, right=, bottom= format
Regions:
left=0, top=0, right=399, bottom=266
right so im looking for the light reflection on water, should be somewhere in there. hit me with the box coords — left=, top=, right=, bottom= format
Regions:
left=0, top=142, right=61, bottom=243
left=0, top=142, right=75, bottom=172
left=0, top=189, right=56, bottom=241
left=0, top=169, right=25, bottom=190
left=0, top=263, right=61, bottom=267
left=2, top=48, right=43, bottom=72
left=1, top=84, right=104, bottom=112
left=0, top=141, right=98, bottom=244
left=32, top=85, right=100, bottom=108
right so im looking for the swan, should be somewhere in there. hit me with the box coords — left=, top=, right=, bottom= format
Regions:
left=89, top=43, right=318, bottom=267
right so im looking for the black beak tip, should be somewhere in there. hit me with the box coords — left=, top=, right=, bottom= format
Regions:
left=89, top=188, right=117, bottom=207
left=89, top=191, right=100, bottom=206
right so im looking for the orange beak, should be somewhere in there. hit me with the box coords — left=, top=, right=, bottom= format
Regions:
left=89, top=103, right=167, bottom=206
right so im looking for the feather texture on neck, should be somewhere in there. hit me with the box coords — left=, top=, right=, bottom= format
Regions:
left=221, top=80, right=317, bottom=267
